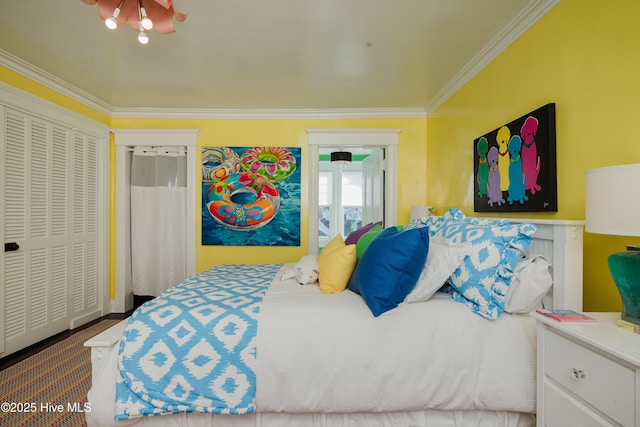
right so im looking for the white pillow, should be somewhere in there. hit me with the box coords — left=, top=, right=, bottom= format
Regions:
left=403, top=236, right=472, bottom=304
left=504, top=255, right=553, bottom=313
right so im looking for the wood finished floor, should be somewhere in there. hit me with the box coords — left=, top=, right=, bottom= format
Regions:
left=0, top=295, right=156, bottom=370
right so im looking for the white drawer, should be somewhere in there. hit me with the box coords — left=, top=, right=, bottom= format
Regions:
left=544, top=383, right=611, bottom=427
left=545, top=329, right=635, bottom=427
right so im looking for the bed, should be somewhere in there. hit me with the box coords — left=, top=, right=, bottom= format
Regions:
left=85, top=211, right=584, bottom=427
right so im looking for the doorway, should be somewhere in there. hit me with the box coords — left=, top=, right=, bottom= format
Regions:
left=318, top=147, right=385, bottom=249
left=306, top=129, right=400, bottom=254
left=113, top=129, right=198, bottom=312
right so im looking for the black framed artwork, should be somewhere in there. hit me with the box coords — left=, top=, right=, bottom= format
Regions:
left=473, top=103, right=557, bottom=213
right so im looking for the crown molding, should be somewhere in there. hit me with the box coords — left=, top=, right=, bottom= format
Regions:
left=110, top=107, right=427, bottom=119
left=0, top=48, right=114, bottom=116
left=425, top=0, right=560, bottom=114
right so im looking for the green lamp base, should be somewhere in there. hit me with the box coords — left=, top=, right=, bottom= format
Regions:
left=608, top=246, right=640, bottom=326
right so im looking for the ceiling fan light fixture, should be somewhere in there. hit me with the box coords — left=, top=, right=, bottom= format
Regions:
left=86, top=0, right=187, bottom=41
left=137, top=23, right=149, bottom=44
left=104, top=0, right=126, bottom=29
left=138, top=0, right=154, bottom=30
left=140, top=12, right=153, bottom=30
left=105, top=8, right=121, bottom=29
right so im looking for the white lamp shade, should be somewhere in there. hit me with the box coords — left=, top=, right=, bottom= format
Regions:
left=585, top=164, right=640, bottom=236
left=410, top=205, right=432, bottom=221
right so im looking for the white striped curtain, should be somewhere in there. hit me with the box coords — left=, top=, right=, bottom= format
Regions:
left=130, top=146, right=187, bottom=296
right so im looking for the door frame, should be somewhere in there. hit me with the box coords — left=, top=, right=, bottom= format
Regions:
left=113, top=129, right=198, bottom=312
left=306, top=128, right=400, bottom=255
left=361, top=147, right=384, bottom=226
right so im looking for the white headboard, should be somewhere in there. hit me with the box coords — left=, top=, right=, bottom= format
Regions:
left=502, top=218, right=585, bottom=311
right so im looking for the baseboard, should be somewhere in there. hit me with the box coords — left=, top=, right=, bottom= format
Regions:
left=110, top=292, right=133, bottom=313
left=70, top=309, right=103, bottom=329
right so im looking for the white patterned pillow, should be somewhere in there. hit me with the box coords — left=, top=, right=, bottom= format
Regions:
left=426, top=209, right=536, bottom=319
left=403, top=236, right=472, bottom=304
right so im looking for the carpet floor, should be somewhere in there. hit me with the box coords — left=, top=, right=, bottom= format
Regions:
left=0, top=319, right=121, bottom=427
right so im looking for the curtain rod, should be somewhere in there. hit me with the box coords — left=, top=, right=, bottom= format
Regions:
left=129, top=146, right=187, bottom=156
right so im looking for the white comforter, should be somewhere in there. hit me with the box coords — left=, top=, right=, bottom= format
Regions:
left=257, top=272, right=536, bottom=414
left=87, top=265, right=537, bottom=426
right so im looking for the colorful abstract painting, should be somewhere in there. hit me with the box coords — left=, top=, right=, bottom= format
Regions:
left=473, top=103, right=557, bottom=212
left=202, top=146, right=301, bottom=246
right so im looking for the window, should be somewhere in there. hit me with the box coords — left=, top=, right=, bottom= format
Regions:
left=318, top=161, right=364, bottom=248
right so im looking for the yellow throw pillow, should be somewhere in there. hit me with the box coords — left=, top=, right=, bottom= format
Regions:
left=318, top=234, right=357, bottom=294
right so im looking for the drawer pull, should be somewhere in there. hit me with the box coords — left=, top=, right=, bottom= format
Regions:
left=570, top=368, right=586, bottom=380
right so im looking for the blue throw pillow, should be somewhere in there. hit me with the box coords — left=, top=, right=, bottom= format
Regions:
left=347, top=226, right=429, bottom=317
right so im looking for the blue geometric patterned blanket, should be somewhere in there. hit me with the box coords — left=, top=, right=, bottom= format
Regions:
left=114, top=263, right=282, bottom=420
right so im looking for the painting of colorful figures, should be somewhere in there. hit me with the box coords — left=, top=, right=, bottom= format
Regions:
left=202, top=146, right=301, bottom=246
left=473, top=103, right=557, bottom=212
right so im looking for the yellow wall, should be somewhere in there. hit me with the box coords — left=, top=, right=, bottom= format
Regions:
left=111, top=117, right=427, bottom=275
left=426, top=0, right=640, bottom=311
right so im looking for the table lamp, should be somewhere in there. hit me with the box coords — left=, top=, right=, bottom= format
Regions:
left=410, top=206, right=434, bottom=221
left=585, top=164, right=640, bottom=326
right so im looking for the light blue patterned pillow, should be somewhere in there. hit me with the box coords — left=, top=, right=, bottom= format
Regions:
left=406, top=209, right=536, bottom=319
left=429, top=209, right=536, bottom=318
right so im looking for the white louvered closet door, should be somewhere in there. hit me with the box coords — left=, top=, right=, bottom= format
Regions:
left=1, top=105, right=101, bottom=357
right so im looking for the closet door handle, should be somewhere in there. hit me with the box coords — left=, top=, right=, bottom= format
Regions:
left=5, top=242, right=19, bottom=252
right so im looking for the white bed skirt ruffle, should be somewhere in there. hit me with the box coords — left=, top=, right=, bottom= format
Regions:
left=87, top=405, right=534, bottom=427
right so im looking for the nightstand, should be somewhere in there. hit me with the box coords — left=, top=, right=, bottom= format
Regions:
left=535, top=312, right=640, bottom=427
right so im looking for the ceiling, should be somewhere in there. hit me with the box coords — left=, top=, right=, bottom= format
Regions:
left=0, top=0, right=555, bottom=114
